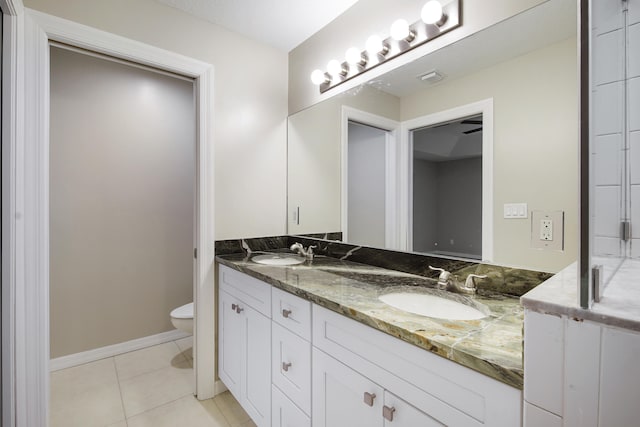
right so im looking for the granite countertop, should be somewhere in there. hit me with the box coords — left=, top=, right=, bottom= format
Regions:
left=216, top=252, right=525, bottom=389
left=522, top=260, right=640, bottom=332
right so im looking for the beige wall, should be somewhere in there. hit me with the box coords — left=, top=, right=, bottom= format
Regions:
left=289, top=0, right=546, bottom=114
left=25, top=0, right=289, bottom=241
left=49, top=47, right=195, bottom=357
left=401, top=37, right=578, bottom=272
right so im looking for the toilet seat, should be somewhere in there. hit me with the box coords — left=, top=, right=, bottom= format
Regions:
left=170, top=302, right=193, bottom=319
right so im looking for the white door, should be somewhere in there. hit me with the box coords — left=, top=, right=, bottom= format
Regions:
left=312, top=348, right=383, bottom=427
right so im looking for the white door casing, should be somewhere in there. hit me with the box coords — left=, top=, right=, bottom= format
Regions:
left=7, top=8, right=216, bottom=425
left=400, top=99, right=494, bottom=261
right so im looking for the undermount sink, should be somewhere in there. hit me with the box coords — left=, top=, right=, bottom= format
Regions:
left=379, top=292, right=488, bottom=321
left=251, top=254, right=306, bottom=266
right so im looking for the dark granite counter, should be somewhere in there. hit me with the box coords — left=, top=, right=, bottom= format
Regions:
left=216, top=251, right=526, bottom=389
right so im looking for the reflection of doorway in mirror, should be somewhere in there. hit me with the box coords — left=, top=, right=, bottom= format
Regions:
left=347, top=121, right=389, bottom=247
left=411, top=116, right=483, bottom=260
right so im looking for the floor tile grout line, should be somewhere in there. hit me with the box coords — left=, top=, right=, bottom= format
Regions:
left=114, top=341, right=191, bottom=383
left=123, top=391, right=197, bottom=422
left=111, top=356, right=129, bottom=426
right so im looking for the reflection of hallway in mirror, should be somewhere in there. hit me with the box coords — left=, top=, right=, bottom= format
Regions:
left=412, top=115, right=483, bottom=259
left=347, top=121, right=388, bottom=247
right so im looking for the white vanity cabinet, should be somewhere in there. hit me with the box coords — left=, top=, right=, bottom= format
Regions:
left=218, top=266, right=272, bottom=427
left=218, top=266, right=522, bottom=427
left=313, top=305, right=522, bottom=427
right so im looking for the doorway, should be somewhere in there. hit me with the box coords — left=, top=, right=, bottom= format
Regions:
left=411, top=115, right=483, bottom=259
left=341, top=107, right=400, bottom=248
left=402, top=99, right=494, bottom=261
left=347, top=121, right=388, bottom=247
left=9, top=11, right=215, bottom=424
left=48, top=44, right=195, bottom=363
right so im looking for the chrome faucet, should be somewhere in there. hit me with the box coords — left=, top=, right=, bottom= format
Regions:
left=290, top=242, right=316, bottom=260
left=428, top=266, right=486, bottom=295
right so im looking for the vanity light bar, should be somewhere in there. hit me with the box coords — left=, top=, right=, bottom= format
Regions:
left=310, top=0, right=461, bottom=94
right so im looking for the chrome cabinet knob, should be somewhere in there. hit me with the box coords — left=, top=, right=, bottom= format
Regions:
left=383, top=405, right=396, bottom=421
left=363, top=392, right=376, bottom=407
left=231, top=303, right=243, bottom=314
left=282, top=309, right=292, bottom=318
left=282, top=362, right=292, bottom=372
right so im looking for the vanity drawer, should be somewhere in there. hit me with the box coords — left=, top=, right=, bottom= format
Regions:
left=219, top=265, right=271, bottom=317
left=272, top=385, right=311, bottom=427
left=272, top=287, right=311, bottom=340
left=272, top=322, right=312, bottom=415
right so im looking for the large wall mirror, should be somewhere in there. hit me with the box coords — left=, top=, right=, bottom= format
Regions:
left=288, top=0, right=578, bottom=273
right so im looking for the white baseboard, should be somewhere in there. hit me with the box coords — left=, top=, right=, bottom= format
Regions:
left=50, top=329, right=191, bottom=371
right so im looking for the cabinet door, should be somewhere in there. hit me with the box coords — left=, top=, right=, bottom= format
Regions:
left=242, top=304, right=271, bottom=427
left=218, top=290, right=243, bottom=398
left=313, top=348, right=383, bottom=427
left=383, top=390, right=445, bottom=427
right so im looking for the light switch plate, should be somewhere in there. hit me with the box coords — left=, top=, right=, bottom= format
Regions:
left=504, top=203, right=528, bottom=218
left=531, top=211, right=564, bottom=251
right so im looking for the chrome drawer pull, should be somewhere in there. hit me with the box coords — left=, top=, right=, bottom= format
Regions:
left=282, top=309, right=292, bottom=318
left=231, top=303, right=237, bottom=311
left=383, top=406, right=396, bottom=422
left=363, top=392, right=376, bottom=407
left=234, top=305, right=243, bottom=314
left=282, top=362, right=292, bottom=372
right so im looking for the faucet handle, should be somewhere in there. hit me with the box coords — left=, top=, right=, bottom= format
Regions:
left=464, top=274, right=487, bottom=290
left=428, top=265, right=445, bottom=274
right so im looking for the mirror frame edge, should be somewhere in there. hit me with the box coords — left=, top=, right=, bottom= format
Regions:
left=579, top=0, right=592, bottom=309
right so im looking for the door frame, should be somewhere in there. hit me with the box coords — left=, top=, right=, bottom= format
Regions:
left=6, top=8, right=216, bottom=425
left=400, top=98, right=494, bottom=261
left=341, top=106, right=400, bottom=249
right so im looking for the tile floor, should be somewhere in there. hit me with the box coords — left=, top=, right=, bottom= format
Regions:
left=50, top=337, right=256, bottom=427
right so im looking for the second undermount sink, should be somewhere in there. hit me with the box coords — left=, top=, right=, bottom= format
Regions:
left=379, top=292, right=488, bottom=321
left=251, top=254, right=306, bottom=266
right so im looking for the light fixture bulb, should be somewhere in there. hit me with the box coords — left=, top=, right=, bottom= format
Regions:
left=390, top=19, right=412, bottom=41
left=421, top=1, right=445, bottom=25
left=345, top=47, right=366, bottom=66
left=366, top=35, right=388, bottom=56
left=310, top=69, right=327, bottom=85
left=327, top=59, right=346, bottom=77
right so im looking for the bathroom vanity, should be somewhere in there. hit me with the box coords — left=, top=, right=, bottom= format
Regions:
left=216, top=249, right=533, bottom=427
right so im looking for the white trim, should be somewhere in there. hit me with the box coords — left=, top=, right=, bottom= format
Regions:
left=14, top=9, right=216, bottom=424
left=2, top=3, right=24, bottom=427
left=400, top=98, right=494, bottom=262
left=50, top=330, right=191, bottom=372
left=341, top=107, right=401, bottom=249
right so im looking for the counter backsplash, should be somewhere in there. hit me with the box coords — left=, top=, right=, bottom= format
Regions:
left=215, top=234, right=553, bottom=297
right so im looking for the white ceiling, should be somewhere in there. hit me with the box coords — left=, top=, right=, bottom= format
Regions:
left=155, top=0, right=360, bottom=52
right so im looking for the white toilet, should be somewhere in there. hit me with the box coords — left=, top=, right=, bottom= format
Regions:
left=170, top=302, right=194, bottom=334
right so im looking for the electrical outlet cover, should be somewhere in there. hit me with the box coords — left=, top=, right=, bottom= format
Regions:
left=531, top=210, right=564, bottom=251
